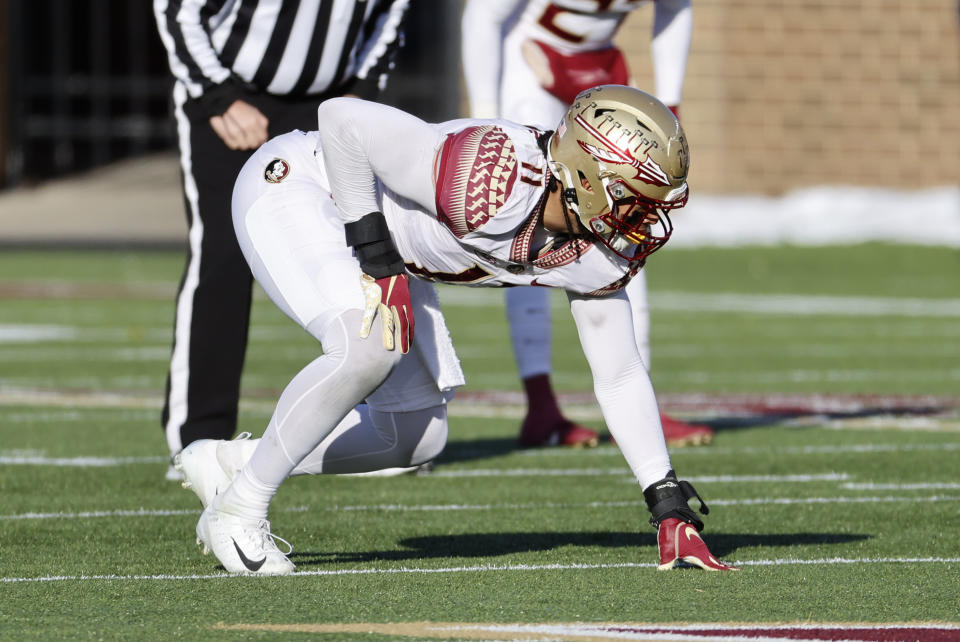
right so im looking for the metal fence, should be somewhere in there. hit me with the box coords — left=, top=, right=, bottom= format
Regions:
left=1, top=0, right=463, bottom=189
left=2, top=0, right=173, bottom=186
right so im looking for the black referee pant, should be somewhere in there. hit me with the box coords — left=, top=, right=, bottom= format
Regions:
left=163, top=82, right=335, bottom=457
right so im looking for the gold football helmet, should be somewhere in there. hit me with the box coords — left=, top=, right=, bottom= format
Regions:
left=548, top=85, right=689, bottom=263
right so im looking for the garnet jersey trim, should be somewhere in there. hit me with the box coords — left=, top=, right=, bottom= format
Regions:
left=435, top=126, right=519, bottom=238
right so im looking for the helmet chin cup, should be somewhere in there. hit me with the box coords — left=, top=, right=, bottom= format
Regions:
left=589, top=206, right=674, bottom=264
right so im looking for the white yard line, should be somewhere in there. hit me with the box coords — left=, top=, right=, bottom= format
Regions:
left=3, top=441, right=959, bottom=465
left=0, top=508, right=199, bottom=520
left=425, top=471, right=851, bottom=481
left=4, top=556, right=960, bottom=584
left=2, top=388, right=957, bottom=420
left=841, top=482, right=960, bottom=490
left=0, top=449, right=856, bottom=480
left=0, top=388, right=162, bottom=410
left=668, top=370, right=960, bottom=385
left=530, top=443, right=960, bottom=457
left=707, top=495, right=960, bottom=506
left=323, top=494, right=960, bottom=512
left=435, top=288, right=960, bottom=318
left=650, top=293, right=960, bottom=318
left=0, top=455, right=167, bottom=466
left=4, top=494, right=957, bottom=522
left=0, top=347, right=171, bottom=361
left=677, top=442, right=960, bottom=456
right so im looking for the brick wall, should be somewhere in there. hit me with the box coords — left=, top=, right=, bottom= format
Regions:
left=618, top=0, right=960, bottom=194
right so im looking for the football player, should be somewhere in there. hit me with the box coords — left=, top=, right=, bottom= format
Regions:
left=461, top=0, right=714, bottom=448
left=176, top=85, right=736, bottom=575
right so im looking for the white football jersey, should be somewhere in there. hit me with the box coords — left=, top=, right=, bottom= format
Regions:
left=233, top=101, right=674, bottom=488
left=461, top=0, right=690, bottom=122
left=381, top=119, right=638, bottom=296
left=513, top=0, right=651, bottom=54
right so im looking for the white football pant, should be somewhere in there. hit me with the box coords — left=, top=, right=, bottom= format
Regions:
left=230, top=132, right=449, bottom=496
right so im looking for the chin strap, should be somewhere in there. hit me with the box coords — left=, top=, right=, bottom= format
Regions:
left=542, top=171, right=584, bottom=260
left=543, top=131, right=584, bottom=242
left=643, top=470, right=710, bottom=531
left=558, top=191, right=584, bottom=261
left=559, top=187, right=578, bottom=233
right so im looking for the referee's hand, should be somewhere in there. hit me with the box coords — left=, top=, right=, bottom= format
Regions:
left=209, top=100, right=269, bottom=150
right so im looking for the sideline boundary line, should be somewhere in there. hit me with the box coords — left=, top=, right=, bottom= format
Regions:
left=213, top=619, right=960, bottom=642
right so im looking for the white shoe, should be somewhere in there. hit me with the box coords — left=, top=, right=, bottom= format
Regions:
left=174, top=433, right=255, bottom=508
left=195, top=504, right=295, bottom=575
left=165, top=462, right=185, bottom=482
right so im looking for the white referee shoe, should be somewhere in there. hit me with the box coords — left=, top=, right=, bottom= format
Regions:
left=165, top=462, right=185, bottom=482
left=174, top=433, right=257, bottom=508
left=195, top=502, right=295, bottom=575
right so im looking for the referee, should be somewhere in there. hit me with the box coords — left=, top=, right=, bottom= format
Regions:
left=153, top=0, right=410, bottom=480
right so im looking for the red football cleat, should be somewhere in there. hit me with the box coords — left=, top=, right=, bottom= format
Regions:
left=519, top=417, right=599, bottom=448
left=657, top=518, right=738, bottom=571
left=660, top=413, right=714, bottom=448
left=609, top=414, right=714, bottom=448
left=518, top=374, right=600, bottom=448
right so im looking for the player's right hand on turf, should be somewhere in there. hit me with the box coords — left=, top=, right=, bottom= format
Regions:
left=359, top=273, right=413, bottom=353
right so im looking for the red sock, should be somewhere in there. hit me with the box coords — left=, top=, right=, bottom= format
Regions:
left=519, top=373, right=566, bottom=443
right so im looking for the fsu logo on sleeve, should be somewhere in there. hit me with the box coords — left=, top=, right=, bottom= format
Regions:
left=435, top=126, right=518, bottom=238
left=264, top=158, right=290, bottom=184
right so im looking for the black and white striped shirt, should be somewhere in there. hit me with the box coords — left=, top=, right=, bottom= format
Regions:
left=154, top=0, right=409, bottom=113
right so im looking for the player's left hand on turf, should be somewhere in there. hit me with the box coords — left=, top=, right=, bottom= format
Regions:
left=359, top=273, right=413, bottom=353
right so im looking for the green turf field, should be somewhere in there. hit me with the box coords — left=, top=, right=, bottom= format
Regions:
left=1, top=245, right=958, bottom=640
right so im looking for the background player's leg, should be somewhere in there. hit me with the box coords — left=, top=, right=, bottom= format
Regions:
left=506, top=287, right=598, bottom=448
left=624, top=270, right=714, bottom=447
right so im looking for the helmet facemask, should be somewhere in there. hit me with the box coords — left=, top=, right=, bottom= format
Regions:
left=589, top=176, right=683, bottom=262
left=548, top=85, right=690, bottom=265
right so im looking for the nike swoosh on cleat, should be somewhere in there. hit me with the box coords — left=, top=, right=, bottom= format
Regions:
left=232, top=538, right=266, bottom=572
left=684, top=525, right=701, bottom=541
